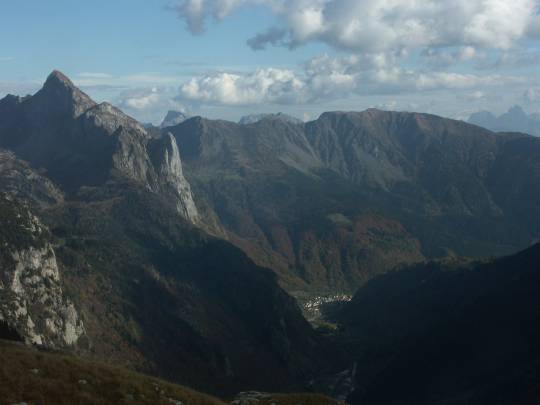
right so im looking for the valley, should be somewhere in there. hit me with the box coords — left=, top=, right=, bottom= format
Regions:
left=1, top=71, right=540, bottom=404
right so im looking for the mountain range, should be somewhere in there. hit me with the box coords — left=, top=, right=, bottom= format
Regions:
left=468, top=105, right=540, bottom=136
left=168, top=107, right=540, bottom=295
left=1, top=70, right=540, bottom=403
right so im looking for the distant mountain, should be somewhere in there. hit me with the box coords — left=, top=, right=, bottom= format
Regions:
left=468, top=105, right=540, bottom=136
left=239, top=112, right=303, bottom=125
left=161, top=110, right=190, bottom=128
left=0, top=71, right=337, bottom=396
left=169, top=109, right=540, bottom=294
left=336, top=243, right=540, bottom=405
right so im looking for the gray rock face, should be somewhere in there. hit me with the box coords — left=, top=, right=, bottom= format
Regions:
left=149, top=134, right=199, bottom=223
left=0, top=195, right=85, bottom=347
left=0, top=71, right=199, bottom=224
left=161, top=111, right=189, bottom=128
left=0, top=150, right=64, bottom=207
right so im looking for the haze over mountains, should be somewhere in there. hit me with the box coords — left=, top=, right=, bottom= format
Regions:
left=2, top=71, right=540, bottom=404
left=238, top=113, right=303, bottom=125
left=468, top=105, right=540, bottom=136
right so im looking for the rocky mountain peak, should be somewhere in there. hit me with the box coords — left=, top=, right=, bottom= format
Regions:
left=35, top=70, right=96, bottom=118
left=44, top=70, right=75, bottom=88
left=161, top=110, right=190, bottom=128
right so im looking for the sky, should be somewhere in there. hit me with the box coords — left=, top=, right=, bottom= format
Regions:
left=1, top=0, right=540, bottom=124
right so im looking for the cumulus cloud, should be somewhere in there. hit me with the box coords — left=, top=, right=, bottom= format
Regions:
left=421, top=46, right=485, bottom=68
left=118, top=87, right=162, bottom=110
left=179, top=68, right=305, bottom=105
left=169, top=0, right=254, bottom=34
left=115, top=86, right=187, bottom=123
left=247, top=27, right=287, bottom=50
left=169, top=0, right=539, bottom=114
left=176, top=53, right=514, bottom=106
left=524, top=88, right=540, bottom=103
left=171, top=0, right=538, bottom=52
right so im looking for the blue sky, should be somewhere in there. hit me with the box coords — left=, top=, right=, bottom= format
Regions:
left=1, top=0, right=540, bottom=123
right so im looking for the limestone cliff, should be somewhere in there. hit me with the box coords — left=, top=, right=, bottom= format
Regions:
left=149, top=133, right=199, bottom=223
left=0, top=195, right=84, bottom=346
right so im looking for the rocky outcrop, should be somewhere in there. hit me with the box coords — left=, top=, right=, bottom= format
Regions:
left=0, top=149, right=64, bottom=207
left=0, top=71, right=199, bottom=224
left=149, top=133, right=199, bottom=223
left=0, top=195, right=84, bottom=347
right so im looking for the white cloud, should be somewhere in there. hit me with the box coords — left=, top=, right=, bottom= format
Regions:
left=524, top=88, right=540, bottom=103
left=421, top=46, right=485, bottom=68
left=118, top=87, right=162, bottom=110
left=176, top=53, right=515, bottom=106
left=179, top=68, right=305, bottom=105
left=113, top=86, right=187, bottom=123
left=172, top=0, right=538, bottom=52
left=169, top=0, right=539, bottom=115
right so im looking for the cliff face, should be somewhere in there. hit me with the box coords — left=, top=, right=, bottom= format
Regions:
left=0, top=72, right=199, bottom=224
left=0, top=195, right=84, bottom=347
left=149, top=133, right=199, bottom=223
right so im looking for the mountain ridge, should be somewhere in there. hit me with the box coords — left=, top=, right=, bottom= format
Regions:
left=167, top=108, right=540, bottom=293
left=335, top=242, right=540, bottom=404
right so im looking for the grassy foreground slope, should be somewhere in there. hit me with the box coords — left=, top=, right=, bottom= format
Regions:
left=0, top=339, right=224, bottom=405
left=0, top=339, right=342, bottom=405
